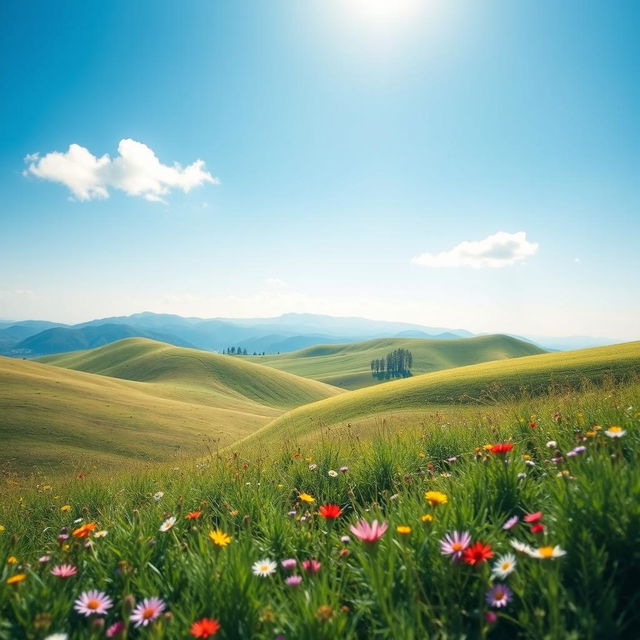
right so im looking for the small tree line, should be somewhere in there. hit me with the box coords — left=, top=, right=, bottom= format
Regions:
left=371, top=348, right=413, bottom=379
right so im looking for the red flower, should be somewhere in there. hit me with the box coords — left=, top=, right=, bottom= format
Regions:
left=190, top=618, right=221, bottom=638
left=462, top=542, right=494, bottom=565
left=489, top=443, right=514, bottom=454
left=524, top=511, right=543, bottom=523
left=186, top=511, right=202, bottom=520
left=319, top=504, right=342, bottom=519
left=530, top=523, right=545, bottom=534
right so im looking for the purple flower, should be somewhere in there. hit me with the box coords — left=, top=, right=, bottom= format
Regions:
left=130, top=597, right=166, bottom=627
left=106, top=621, right=126, bottom=637
left=486, top=583, right=513, bottom=608
left=502, top=516, right=519, bottom=530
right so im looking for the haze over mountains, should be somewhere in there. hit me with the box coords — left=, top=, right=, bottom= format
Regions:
left=0, top=311, right=625, bottom=358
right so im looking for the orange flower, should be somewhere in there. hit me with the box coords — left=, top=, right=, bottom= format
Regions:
left=72, top=522, right=98, bottom=538
left=186, top=511, right=202, bottom=520
left=190, top=617, right=221, bottom=637
left=6, top=573, right=26, bottom=585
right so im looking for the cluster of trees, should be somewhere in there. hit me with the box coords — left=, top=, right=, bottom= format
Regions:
left=222, top=347, right=268, bottom=356
left=370, top=348, right=413, bottom=379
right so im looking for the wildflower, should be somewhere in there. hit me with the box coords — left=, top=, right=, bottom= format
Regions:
left=524, top=511, right=543, bottom=523
left=105, top=621, right=126, bottom=637
left=328, top=469, right=338, bottom=477
left=572, top=445, right=587, bottom=455
left=517, top=472, right=527, bottom=479
left=510, top=540, right=535, bottom=555
left=486, top=583, right=513, bottom=608
left=6, top=573, right=27, bottom=585
left=0, top=524, right=4, bottom=533
left=39, top=555, right=51, bottom=563
left=190, top=618, right=221, bottom=638
left=319, top=503, right=342, bottom=519
left=299, top=493, right=315, bottom=503
left=490, top=443, right=514, bottom=455
left=340, top=535, right=350, bottom=543
left=527, top=545, right=566, bottom=559
left=502, top=515, right=519, bottom=530
left=424, top=491, right=448, bottom=506
left=130, top=597, right=166, bottom=627
left=94, top=530, right=108, bottom=538
left=51, top=564, right=77, bottom=579
left=7, top=556, right=17, bottom=564
left=605, top=426, right=626, bottom=438
left=316, top=605, right=334, bottom=622
left=44, top=635, right=69, bottom=640
left=531, top=523, right=545, bottom=534
left=186, top=511, right=202, bottom=520
left=339, top=466, right=349, bottom=472
left=281, top=558, right=297, bottom=571
left=159, top=516, right=176, bottom=532
left=208, top=529, right=232, bottom=548
left=420, top=514, right=434, bottom=523
left=302, top=559, right=321, bottom=574
left=349, top=519, right=388, bottom=544
left=74, top=590, right=113, bottom=616
left=285, top=575, right=302, bottom=587
left=252, top=558, right=277, bottom=577
left=308, top=463, right=317, bottom=470
left=525, top=460, right=536, bottom=467
left=396, top=525, right=412, bottom=535
left=446, top=456, right=457, bottom=463
left=492, top=553, right=517, bottom=578
left=546, top=441, right=557, bottom=448
left=153, top=492, right=164, bottom=501
left=72, top=523, right=97, bottom=538
left=439, top=531, right=471, bottom=561
left=485, top=611, right=497, bottom=624
left=287, top=510, right=297, bottom=517
left=462, top=542, right=494, bottom=565
left=60, top=505, right=71, bottom=512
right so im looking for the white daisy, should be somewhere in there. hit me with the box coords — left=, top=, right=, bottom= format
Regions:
left=510, top=539, right=534, bottom=555
left=44, top=635, right=69, bottom=640
left=159, top=516, right=176, bottom=532
left=491, top=553, right=517, bottom=579
left=252, top=558, right=277, bottom=577
left=153, top=491, right=164, bottom=501
left=526, top=545, right=567, bottom=559
left=328, top=469, right=338, bottom=477
left=605, top=426, right=626, bottom=438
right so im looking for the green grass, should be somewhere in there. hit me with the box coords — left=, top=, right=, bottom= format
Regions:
left=0, top=381, right=639, bottom=639
left=247, top=334, right=546, bottom=389
left=238, top=341, right=640, bottom=450
left=1, top=339, right=341, bottom=476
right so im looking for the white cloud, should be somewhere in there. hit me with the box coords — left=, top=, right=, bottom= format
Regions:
left=24, top=139, right=218, bottom=202
left=412, top=231, right=539, bottom=269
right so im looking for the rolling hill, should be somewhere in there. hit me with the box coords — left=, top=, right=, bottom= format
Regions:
left=1, top=339, right=341, bottom=475
left=247, top=334, right=546, bottom=389
left=238, top=341, right=640, bottom=449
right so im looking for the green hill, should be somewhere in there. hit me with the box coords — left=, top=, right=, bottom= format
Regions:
left=248, top=334, right=546, bottom=389
left=2, top=339, right=341, bottom=475
left=238, top=341, right=640, bottom=449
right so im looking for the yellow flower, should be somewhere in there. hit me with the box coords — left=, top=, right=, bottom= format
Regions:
left=586, top=431, right=596, bottom=438
left=42, top=485, right=52, bottom=491
left=6, top=573, right=26, bottom=585
left=483, top=444, right=494, bottom=451
left=417, top=452, right=426, bottom=458
left=60, top=505, right=71, bottom=512
left=62, top=544, right=70, bottom=551
left=0, top=524, right=5, bottom=533
left=208, top=529, right=232, bottom=547
left=299, top=493, right=315, bottom=503
left=396, top=525, right=412, bottom=535
left=229, top=509, right=239, bottom=516
left=420, top=514, right=434, bottom=523
left=522, top=454, right=531, bottom=461
left=593, top=425, right=602, bottom=431
left=277, top=483, right=284, bottom=489
left=7, top=556, right=17, bottom=564
left=424, top=491, right=448, bottom=507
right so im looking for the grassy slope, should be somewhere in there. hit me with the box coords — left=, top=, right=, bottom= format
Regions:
left=239, top=341, right=640, bottom=448
left=247, top=334, right=545, bottom=389
left=2, top=340, right=341, bottom=474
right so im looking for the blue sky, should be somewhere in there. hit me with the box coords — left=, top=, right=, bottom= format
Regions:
left=1, top=0, right=638, bottom=339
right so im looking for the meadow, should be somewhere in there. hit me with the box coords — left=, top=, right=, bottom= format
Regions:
left=1, top=374, right=639, bottom=639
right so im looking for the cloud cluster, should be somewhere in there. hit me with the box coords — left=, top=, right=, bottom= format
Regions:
left=24, top=139, right=218, bottom=202
left=412, top=231, right=538, bottom=269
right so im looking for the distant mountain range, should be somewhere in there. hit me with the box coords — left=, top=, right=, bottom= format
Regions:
left=0, top=311, right=627, bottom=358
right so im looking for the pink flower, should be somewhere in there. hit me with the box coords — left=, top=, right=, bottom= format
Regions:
left=106, top=621, right=126, bottom=637
left=285, top=575, right=302, bottom=587
left=502, top=515, right=519, bottom=530
left=349, top=519, right=388, bottom=544
left=302, top=559, right=321, bottom=574
left=439, top=531, right=471, bottom=561
left=130, top=597, right=166, bottom=627
left=74, top=590, right=113, bottom=616
left=280, top=558, right=297, bottom=571
left=51, top=564, right=77, bottom=578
